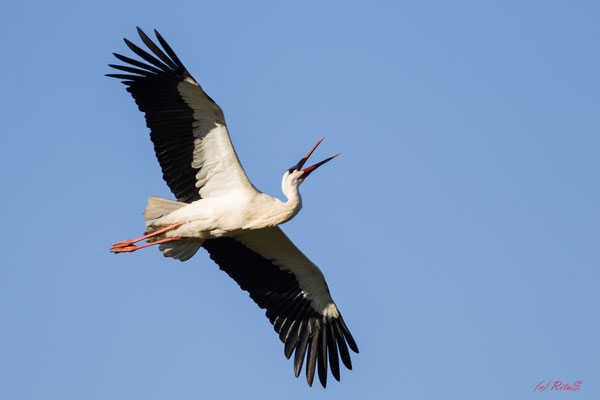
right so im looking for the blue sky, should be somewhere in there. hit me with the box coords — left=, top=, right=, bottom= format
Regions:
left=1, top=1, right=598, bottom=399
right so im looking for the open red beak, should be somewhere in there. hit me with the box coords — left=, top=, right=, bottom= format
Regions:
left=295, top=137, right=340, bottom=180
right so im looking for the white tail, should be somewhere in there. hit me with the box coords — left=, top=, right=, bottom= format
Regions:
left=143, top=196, right=203, bottom=261
left=143, top=196, right=187, bottom=226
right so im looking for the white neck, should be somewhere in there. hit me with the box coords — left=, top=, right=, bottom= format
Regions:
left=283, top=179, right=302, bottom=208
left=272, top=173, right=303, bottom=225
left=254, top=173, right=304, bottom=228
left=281, top=174, right=302, bottom=215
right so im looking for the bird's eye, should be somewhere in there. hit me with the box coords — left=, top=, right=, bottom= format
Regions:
left=287, top=166, right=297, bottom=174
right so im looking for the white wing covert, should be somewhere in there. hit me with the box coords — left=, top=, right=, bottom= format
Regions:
left=107, top=28, right=256, bottom=202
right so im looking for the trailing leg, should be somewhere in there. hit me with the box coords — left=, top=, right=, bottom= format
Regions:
left=111, top=237, right=182, bottom=254
left=110, top=222, right=185, bottom=250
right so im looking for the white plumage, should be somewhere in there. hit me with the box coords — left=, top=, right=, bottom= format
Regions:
left=107, top=27, right=358, bottom=387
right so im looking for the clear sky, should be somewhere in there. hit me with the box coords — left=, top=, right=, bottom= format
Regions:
left=1, top=1, right=598, bottom=399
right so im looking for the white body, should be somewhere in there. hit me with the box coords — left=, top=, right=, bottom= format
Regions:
left=158, top=176, right=302, bottom=239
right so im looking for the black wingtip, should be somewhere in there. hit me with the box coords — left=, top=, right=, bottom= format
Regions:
left=105, top=73, right=132, bottom=79
left=293, top=320, right=310, bottom=378
left=153, top=28, right=186, bottom=71
left=305, top=329, right=318, bottom=387
left=136, top=27, right=148, bottom=43
left=317, top=323, right=328, bottom=388
left=326, top=322, right=341, bottom=382
left=338, top=317, right=359, bottom=353
left=123, top=37, right=134, bottom=49
left=333, top=320, right=353, bottom=370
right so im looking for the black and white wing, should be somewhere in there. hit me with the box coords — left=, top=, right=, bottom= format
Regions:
left=203, top=228, right=359, bottom=388
left=107, top=28, right=257, bottom=202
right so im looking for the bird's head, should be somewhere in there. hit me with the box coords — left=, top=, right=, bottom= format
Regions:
left=283, top=137, right=340, bottom=188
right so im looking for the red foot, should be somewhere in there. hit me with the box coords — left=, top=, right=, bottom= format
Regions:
left=111, top=239, right=138, bottom=249
left=110, top=222, right=186, bottom=250
left=111, top=245, right=143, bottom=253
left=110, top=237, right=181, bottom=254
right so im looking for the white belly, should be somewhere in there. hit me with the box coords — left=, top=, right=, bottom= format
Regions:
left=156, top=192, right=289, bottom=239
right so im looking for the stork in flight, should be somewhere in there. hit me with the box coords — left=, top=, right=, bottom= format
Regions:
left=107, top=28, right=358, bottom=388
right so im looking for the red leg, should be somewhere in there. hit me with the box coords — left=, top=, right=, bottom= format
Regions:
left=111, top=222, right=185, bottom=249
left=110, top=237, right=182, bottom=254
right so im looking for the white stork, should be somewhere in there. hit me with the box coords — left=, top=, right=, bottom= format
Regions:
left=107, top=28, right=358, bottom=387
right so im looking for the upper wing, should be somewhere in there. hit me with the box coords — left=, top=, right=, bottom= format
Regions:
left=107, top=28, right=257, bottom=202
left=203, top=228, right=359, bottom=388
